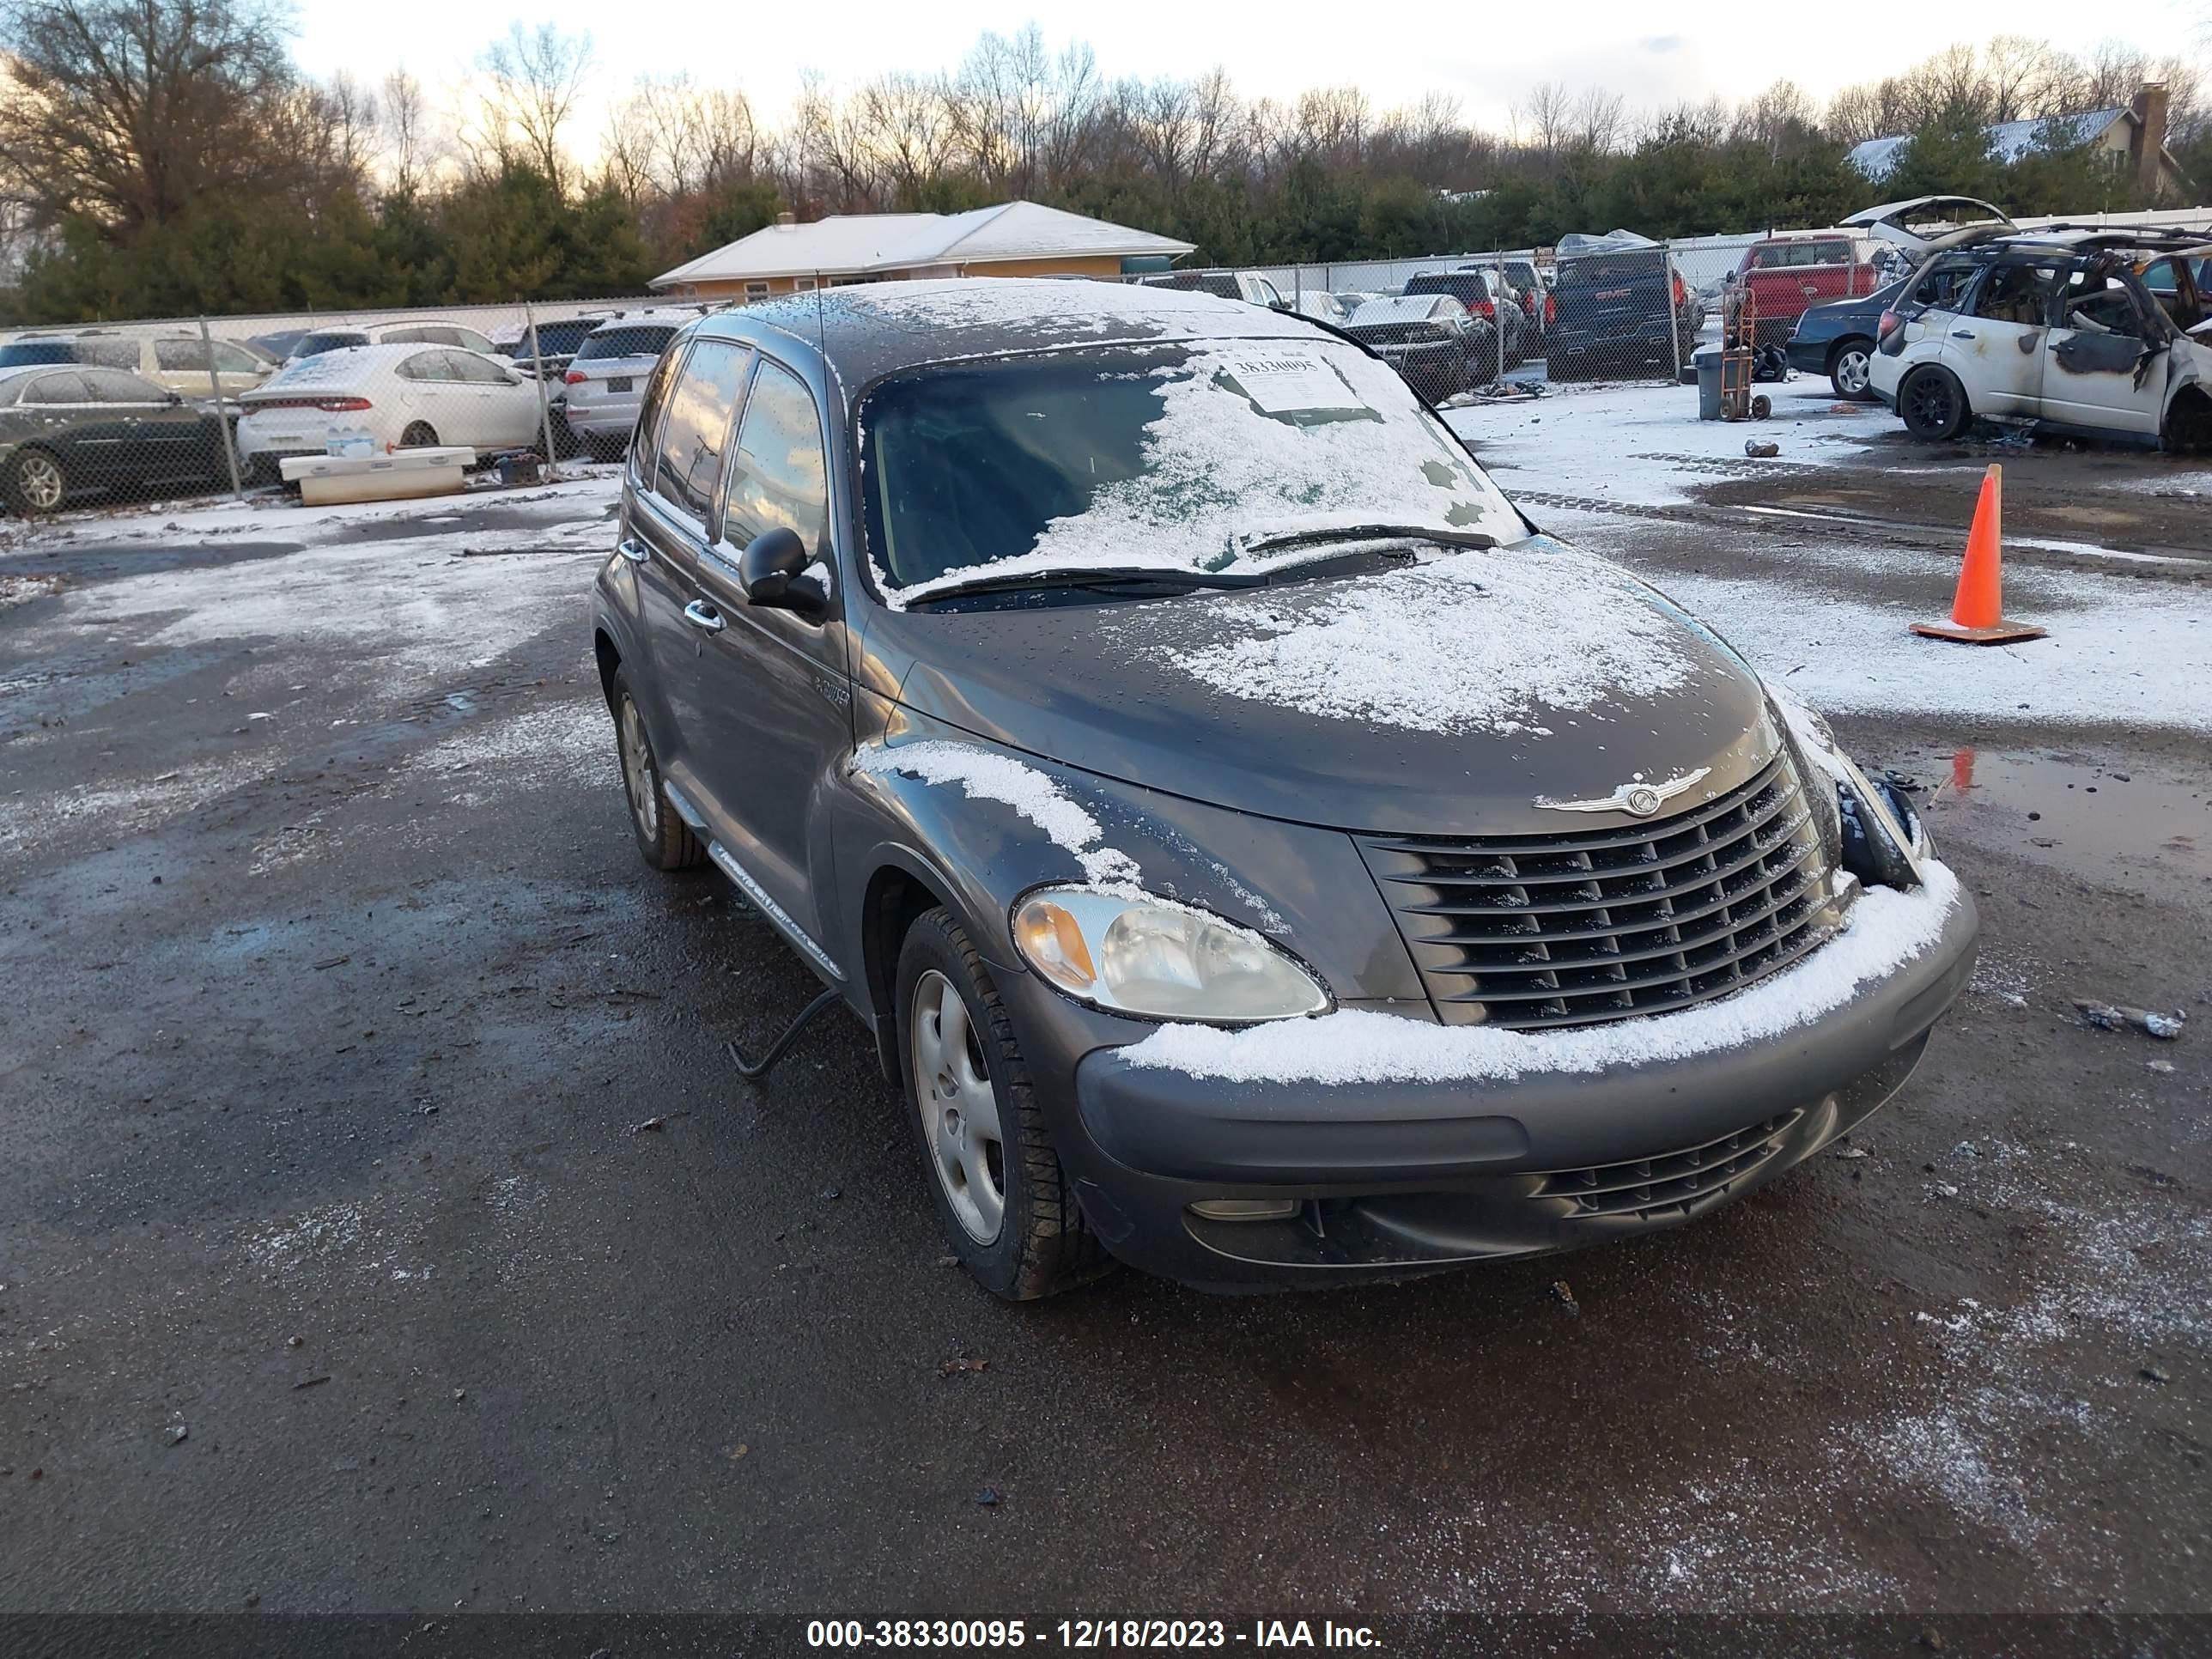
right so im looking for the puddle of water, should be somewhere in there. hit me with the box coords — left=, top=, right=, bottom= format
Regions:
left=1905, top=746, right=2212, bottom=892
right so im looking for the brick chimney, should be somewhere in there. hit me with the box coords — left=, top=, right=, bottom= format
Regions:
left=2130, top=82, right=2170, bottom=197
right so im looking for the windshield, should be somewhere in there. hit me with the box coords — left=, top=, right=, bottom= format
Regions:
left=860, top=340, right=1524, bottom=605
left=291, top=331, right=368, bottom=359
left=1554, top=254, right=1664, bottom=287
left=576, top=326, right=678, bottom=362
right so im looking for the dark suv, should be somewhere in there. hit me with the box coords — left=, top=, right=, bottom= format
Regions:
left=591, top=281, right=1976, bottom=1299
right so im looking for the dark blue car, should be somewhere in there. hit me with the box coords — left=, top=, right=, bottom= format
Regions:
left=1785, top=279, right=1905, bottom=400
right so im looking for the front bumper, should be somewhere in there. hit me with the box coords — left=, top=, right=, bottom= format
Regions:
left=1005, top=886, right=1977, bottom=1291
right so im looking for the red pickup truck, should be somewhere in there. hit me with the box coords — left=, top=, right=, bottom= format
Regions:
left=1731, top=233, right=1893, bottom=346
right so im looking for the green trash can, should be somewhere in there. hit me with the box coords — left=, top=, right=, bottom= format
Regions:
left=1695, top=349, right=1723, bottom=421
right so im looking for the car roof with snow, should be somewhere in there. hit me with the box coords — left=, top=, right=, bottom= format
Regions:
left=583, top=309, right=702, bottom=333
left=705, top=277, right=1331, bottom=386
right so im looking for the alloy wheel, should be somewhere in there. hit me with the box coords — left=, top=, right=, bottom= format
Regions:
left=1906, top=374, right=1955, bottom=435
left=1833, top=348, right=1871, bottom=398
left=908, top=968, right=1005, bottom=1244
left=617, top=696, right=659, bottom=840
left=15, top=453, right=63, bottom=512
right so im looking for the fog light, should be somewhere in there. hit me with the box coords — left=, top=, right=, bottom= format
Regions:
left=1188, top=1199, right=1300, bottom=1222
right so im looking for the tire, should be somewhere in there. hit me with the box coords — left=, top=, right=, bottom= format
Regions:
left=896, top=907, right=1106, bottom=1300
left=1899, top=367, right=1969, bottom=442
left=610, top=672, right=703, bottom=871
left=1828, top=338, right=1875, bottom=401
left=7, top=447, right=66, bottom=515
left=398, top=421, right=439, bottom=449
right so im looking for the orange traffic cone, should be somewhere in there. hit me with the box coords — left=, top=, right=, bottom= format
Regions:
left=1911, top=465, right=2047, bottom=645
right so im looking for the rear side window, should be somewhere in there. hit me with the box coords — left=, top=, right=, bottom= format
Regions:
left=395, top=351, right=451, bottom=381
left=652, top=339, right=751, bottom=524
left=25, top=372, right=89, bottom=403
left=1909, top=259, right=1978, bottom=312
left=83, top=368, right=165, bottom=401
left=76, top=339, right=140, bottom=369
left=579, top=326, right=678, bottom=362
left=720, top=361, right=827, bottom=556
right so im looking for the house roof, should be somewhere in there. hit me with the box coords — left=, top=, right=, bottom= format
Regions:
left=1846, top=107, right=2130, bottom=181
left=652, top=201, right=1195, bottom=289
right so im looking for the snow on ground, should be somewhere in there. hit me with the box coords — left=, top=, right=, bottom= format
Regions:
left=1568, top=518, right=2212, bottom=734
left=1445, top=380, right=1895, bottom=507
left=3, top=465, right=622, bottom=550
left=52, top=485, right=617, bottom=684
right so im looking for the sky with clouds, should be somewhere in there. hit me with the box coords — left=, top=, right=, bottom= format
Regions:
left=289, top=0, right=2205, bottom=141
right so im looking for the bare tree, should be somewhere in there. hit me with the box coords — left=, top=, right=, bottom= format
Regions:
left=478, top=21, right=593, bottom=186
left=0, top=0, right=310, bottom=229
left=379, top=69, right=434, bottom=193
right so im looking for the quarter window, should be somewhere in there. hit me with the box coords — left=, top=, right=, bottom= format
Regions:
left=652, top=339, right=751, bottom=524
left=720, top=360, right=827, bottom=556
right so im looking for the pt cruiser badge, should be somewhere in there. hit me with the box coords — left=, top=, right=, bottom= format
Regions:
left=1536, top=766, right=1711, bottom=818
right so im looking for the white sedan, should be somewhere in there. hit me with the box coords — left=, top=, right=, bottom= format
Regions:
left=236, top=343, right=545, bottom=479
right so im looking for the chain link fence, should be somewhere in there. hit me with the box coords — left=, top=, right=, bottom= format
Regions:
left=0, top=295, right=696, bottom=520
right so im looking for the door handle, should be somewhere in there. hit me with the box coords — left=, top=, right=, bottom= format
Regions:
left=616, top=538, right=649, bottom=564
left=682, top=600, right=725, bottom=634
left=1951, top=330, right=1977, bottom=340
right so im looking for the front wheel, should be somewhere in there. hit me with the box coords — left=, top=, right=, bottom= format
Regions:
left=7, top=448, right=66, bottom=515
left=897, top=908, right=1105, bottom=1300
left=1900, top=367, right=1969, bottom=441
left=1829, top=339, right=1875, bottom=400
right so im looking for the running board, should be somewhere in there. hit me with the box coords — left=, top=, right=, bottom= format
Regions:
left=705, top=839, right=845, bottom=984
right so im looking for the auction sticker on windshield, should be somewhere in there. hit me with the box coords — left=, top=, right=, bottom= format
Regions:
left=1216, top=351, right=1368, bottom=416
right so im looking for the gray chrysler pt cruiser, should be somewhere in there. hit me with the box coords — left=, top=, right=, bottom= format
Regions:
left=590, top=280, right=1977, bottom=1299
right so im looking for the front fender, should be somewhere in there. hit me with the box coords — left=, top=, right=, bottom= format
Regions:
left=829, top=701, right=1425, bottom=1008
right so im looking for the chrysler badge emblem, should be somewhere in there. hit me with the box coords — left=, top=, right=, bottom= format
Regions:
left=1537, top=767, right=1711, bottom=818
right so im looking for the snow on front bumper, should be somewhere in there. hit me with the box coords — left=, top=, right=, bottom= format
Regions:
left=1066, top=861, right=1974, bottom=1225
left=1127, top=860, right=1963, bottom=1089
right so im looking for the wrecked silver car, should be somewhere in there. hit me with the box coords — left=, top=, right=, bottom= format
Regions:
left=1850, top=198, right=2212, bottom=448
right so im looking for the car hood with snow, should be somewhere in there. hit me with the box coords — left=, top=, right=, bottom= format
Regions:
left=863, top=541, right=1776, bottom=838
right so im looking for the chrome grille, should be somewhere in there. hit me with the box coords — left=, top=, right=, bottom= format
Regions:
left=1358, top=754, right=1831, bottom=1031
left=1530, top=1110, right=1802, bottom=1218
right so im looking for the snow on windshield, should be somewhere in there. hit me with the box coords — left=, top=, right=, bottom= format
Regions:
left=875, top=340, right=1525, bottom=607
left=1127, top=860, right=1962, bottom=1085
left=1112, top=542, right=1710, bottom=738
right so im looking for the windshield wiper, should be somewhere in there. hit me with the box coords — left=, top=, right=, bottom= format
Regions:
left=901, top=565, right=1269, bottom=606
left=1236, top=523, right=1499, bottom=558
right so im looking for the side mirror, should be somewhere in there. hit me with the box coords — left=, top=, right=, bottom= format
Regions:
left=737, top=526, right=822, bottom=612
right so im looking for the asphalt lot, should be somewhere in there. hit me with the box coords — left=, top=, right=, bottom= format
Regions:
left=2, top=392, right=2208, bottom=1645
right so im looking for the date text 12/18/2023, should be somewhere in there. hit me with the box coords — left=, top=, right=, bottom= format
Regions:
left=805, top=1619, right=1382, bottom=1648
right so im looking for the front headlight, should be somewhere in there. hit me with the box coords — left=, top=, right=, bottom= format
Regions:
left=1012, top=887, right=1332, bottom=1024
left=1767, top=690, right=1924, bottom=889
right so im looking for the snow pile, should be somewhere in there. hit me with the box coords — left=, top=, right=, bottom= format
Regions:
left=1156, top=547, right=1706, bottom=737
left=1127, top=860, right=1960, bottom=1084
left=853, top=740, right=1140, bottom=887
left=886, top=340, right=1523, bottom=606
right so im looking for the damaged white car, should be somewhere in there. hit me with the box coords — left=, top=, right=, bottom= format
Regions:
left=1848, top=196, right=2212, bottom=448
